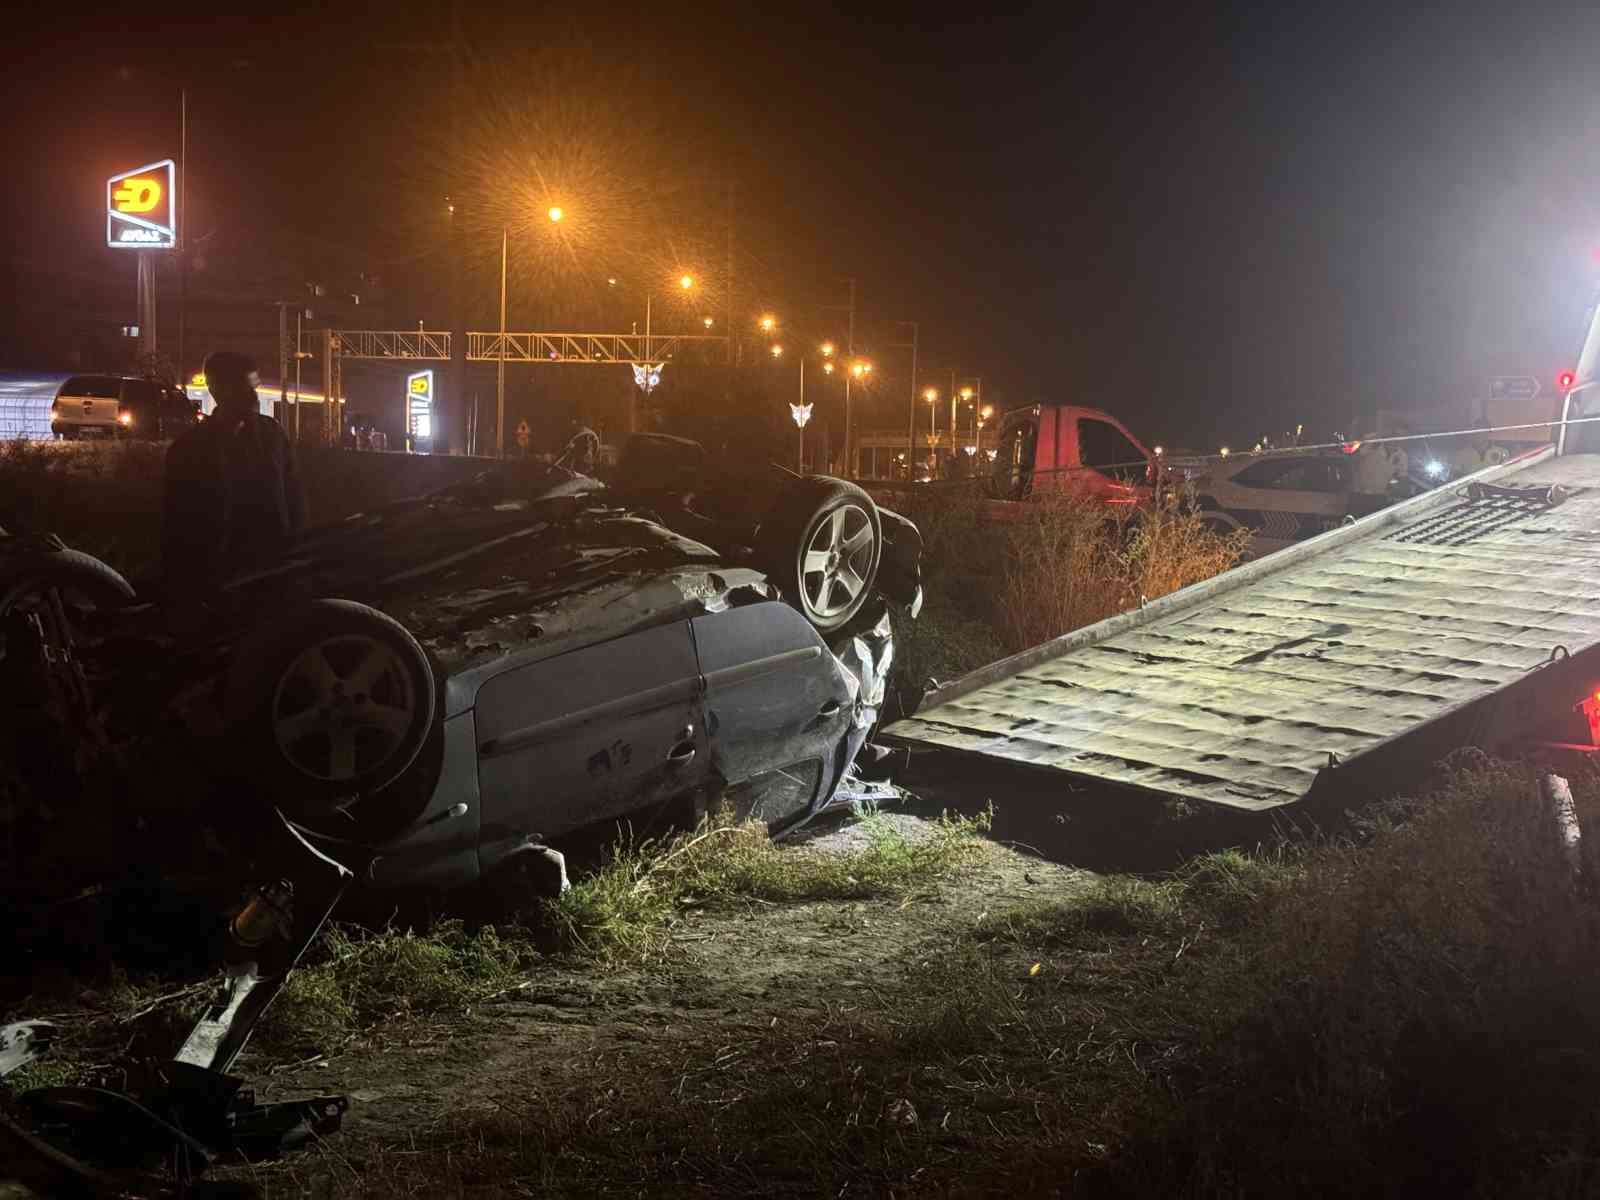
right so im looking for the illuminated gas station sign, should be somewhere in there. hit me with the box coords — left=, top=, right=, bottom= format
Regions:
left=106, top=159, right=177, bottom=249
left=406, top=370, right=434, bottom=442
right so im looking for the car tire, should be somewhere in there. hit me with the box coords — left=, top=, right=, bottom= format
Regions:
left=757, top=476, right=883, bottom=634
left=0, top=551, right=136, bottom=668
left=0, top=551, right=136, bottom=616
left=223, top=599, right=438, bottom=833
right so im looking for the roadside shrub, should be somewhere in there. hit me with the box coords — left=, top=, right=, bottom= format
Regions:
left=996, top=491, right=1247, bottom=653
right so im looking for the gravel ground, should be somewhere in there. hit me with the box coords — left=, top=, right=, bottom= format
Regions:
left=787, top=805, right=939, bottom=855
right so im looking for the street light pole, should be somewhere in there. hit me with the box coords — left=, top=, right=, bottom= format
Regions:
left=900, top=321, right=918, bottom=475
left=949, top=368, right=958, bottom=461
left=798, top=356, right=806, bottom=472
left=843, top=277, right=857, bottom=476
left=496, top=225, right=508, bottom=458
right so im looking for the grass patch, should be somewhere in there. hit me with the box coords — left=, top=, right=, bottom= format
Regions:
left=543, top=808, right=991, bottom=964
left=1, top=921, right=537, bottom=1092
left=247, top=759, right=1600, bottom=1198
left=1109, top=757, right=1600, bottom=1196
left=251, top=920, right=536, bottom=1059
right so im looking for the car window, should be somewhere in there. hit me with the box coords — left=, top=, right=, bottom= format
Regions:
left=1077, top=418, right=1145, bottom=483
left=61, top=376, right=122, bottom=399
left=1231, top=458, right=1345, bottom=492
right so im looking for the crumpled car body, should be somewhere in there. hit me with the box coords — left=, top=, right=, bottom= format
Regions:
left=0, top=452, right=921, bottom=898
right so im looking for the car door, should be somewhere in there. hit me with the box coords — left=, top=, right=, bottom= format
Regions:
left=691, top=601, right=856, bottom=830
left=474, top=621, right=708, bottom=843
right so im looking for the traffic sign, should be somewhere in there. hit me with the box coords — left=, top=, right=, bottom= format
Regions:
left=107, top=159, right=176, bottom=249
left=1489, top=376, right=1541, bottom=402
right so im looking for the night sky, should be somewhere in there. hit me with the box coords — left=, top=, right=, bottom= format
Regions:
left=16, top=0, right=1600, bottom=447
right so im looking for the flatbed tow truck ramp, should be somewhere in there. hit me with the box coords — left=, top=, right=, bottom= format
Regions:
left=886, top=445, right=1600, bottom=811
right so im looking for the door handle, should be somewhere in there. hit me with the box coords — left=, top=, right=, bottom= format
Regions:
left=817, top=700, right=843, bottom=718
left=666, top=740, right=697, bottom=767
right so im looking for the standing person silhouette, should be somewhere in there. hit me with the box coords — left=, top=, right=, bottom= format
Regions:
left=162, top=351, right=306, bottom=606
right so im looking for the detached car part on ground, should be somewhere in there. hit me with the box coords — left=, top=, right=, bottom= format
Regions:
left=0, top=433, right=922, bottom=1192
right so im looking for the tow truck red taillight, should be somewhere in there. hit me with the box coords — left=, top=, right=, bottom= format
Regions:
left=1579, top=690, right=1600, bottom=745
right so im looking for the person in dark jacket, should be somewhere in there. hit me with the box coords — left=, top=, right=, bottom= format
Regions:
left=162, top=350, right=306, bottom=600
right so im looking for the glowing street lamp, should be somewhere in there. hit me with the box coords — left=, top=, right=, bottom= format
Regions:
left=770, top=343, right=784, bottom=358
left=821, top=361, right=835, bottom=375
left=820, top=341, right=835, bottom=358
left=850, top=359, right=872, bottom=379
left=498, top=202, right=570, bottom=456
left=679, top=274, right=695, bottom=290
left=758, top=313, right=778, bottom=334
left=702, top=316, right=715, bottom=329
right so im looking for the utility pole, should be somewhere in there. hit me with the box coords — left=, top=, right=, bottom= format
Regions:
left=726, top=178, right=735, bottom=367
left=496, top=226, right=507, bottom=457
left=895, top=321, right=918, bottom=475
left=950, top=367, right=958, bottom=460
left=445, top=0, right=465, bottom=455
left=293, top=309, right=303, bottom=444
left=275, top=300, right=291, bottom=425
left=177, top=88, right=187, bottom=387
left=829, top=277, right=858, bottom=475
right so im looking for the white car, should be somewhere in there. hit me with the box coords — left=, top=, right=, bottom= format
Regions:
left=1193, top=451, right=1366, bottom=557
left=49, top=374, right=198, bottom=440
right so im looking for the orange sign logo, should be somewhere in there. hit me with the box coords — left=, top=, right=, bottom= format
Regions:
left=107, top=159, right=176, bottom=249
left=112, top=176, right=163, bottom=214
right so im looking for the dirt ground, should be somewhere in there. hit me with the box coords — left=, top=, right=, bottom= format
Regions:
left=197, top=802, right=1092, bottom=1197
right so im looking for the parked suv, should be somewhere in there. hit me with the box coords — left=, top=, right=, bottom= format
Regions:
left=50, top=375, right=199, bottom=440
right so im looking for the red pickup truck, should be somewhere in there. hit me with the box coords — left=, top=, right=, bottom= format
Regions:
left=988, top=403, right=1160, bottom=507
left=866, top=403, right=1162, bottom=517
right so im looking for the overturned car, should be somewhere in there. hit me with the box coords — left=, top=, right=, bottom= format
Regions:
left=1, top=434, right=922, bottom=904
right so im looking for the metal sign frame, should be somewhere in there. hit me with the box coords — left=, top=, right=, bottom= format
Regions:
left=107, top=159, right=177, bottom=249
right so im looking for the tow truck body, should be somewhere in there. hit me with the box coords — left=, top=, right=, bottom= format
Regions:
left=886, top=301, right=1600, bottom=813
